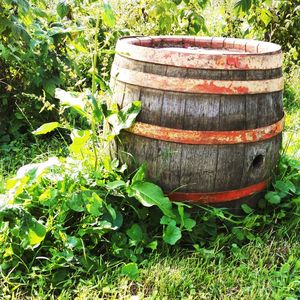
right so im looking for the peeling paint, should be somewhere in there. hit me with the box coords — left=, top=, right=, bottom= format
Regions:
left=168, top=179, right=270, bottom=203
left=126, top=116, right=285, bottom=145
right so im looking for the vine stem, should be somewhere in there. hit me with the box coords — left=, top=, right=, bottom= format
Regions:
left=91, top=9, right=101, bottom=171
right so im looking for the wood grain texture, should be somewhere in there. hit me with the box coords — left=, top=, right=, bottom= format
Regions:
left=113, top=55, right=282, bottom=80
left=111, top=46, right=284, bottom=207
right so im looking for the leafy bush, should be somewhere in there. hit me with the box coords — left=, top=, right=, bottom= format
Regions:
left=0, top=0, right=122, bottom=141
left=117, top=0, right=209, bottom=36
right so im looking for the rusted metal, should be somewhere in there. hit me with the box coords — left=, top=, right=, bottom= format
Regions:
left=168, top=179, right=269, bottom=203
left=126, top=116, right=285, bottom=145
left=111, top=66, right=284, bottom=94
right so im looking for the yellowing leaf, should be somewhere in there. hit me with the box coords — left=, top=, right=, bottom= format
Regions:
left=32, top=122, right=60, bottom=135
left=28, top=221, right=46, bottom=246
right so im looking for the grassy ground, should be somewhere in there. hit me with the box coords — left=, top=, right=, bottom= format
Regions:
left=1, top=235, right=299, bottom=299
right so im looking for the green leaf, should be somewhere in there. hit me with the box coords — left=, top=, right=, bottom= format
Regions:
left=265, top=191, right=281, bottom=204
left=160, top=215, right=176, bottom=226
left=126, top=223, right=143, bottom=242
left=107, top=101, right=141, bottom=135
left=68, top=194, right=85, bottom=212
left=55, top=88, right=86, bottom=117
left=234, top=0, right=252, bottom=13
left=105, top=204, right=116, bottom=220
left=32, top=122, right=61, bottom=135
left=241, top=204, right=253, bottom=214
left=28, top=220, right=46, bottom=246
left=57, top=1, right=70, bottom=18
left=232, top=227, right=245, bottom=241
left=86, top=193, right=103, bottom=216
left=102, top=2, right=116, bottom=28
left=130, top=182, right=175, bottom=218
left=163, top=223, right=181, bottom=245
left=260, top=8, right=273, bottom=26
left=121, top=262, right=139, bottom=279
left=146, top=240, right=158, bottom=250
left=274, top=180, right=296, bottom=194
left=105, top=180, right=126, bottom=190
left=87, top=93, right=103, bottom=123
left=132, top=164, right=147, bottom=183
left=69, top=129, right=91, bottom=154
left=183, top=218, right=196, bottom=231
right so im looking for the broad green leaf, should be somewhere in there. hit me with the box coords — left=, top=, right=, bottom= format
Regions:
left=260, top=8, right=273, bottom=26
left=234, top=0, right=252, bottom=13
left=69, top=129, right=91, bottom=154
left=15, top=157, right=60, bottom=181
left=130, top=182, right=175, bottom=218
left=160, top=215, right=176, bottom=226
left=32, top=122, right=60, bottom=135
left=55, top=88, right=86, bottom=116
left=146, top=240, right=158, bottom=250
left=107, top=101, right=141, bottom=135
left=163, top=223, right=181, bottom=245
left=68, top=194, right=85, bottom=212
left=265, top=191, right=281, bottom=204
left=274, top=180, right=296, bottom=193
left=121, top=262, right=139, bottom=279
left=126, top=223, right=143, bottom=242
left=183, top=218, right=196, bottom=231
left=132, top=164, right=147, bottom=183
left=102, top=2, right=116, bottom=28
left=28, top=220, right=46, bottom=246
left=232, top=227, right=245, bottom=241
left=57, top=1, right=70, bottom=18
left=86, top=193, right=103, bottom=216
left=105, top=180, right=126, bottom=190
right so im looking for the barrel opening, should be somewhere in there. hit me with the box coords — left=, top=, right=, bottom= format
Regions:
left=252, top=154, right=264, bottom=169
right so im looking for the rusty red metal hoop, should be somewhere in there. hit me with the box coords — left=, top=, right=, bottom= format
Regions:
left=126, top=116, right=284, bottom=145
left=168, top=179, right=269, bottom=203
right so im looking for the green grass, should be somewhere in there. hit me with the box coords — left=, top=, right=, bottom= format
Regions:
left=1, top=234, right=299, bottom=299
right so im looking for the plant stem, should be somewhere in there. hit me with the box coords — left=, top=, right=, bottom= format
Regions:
left=91, top=9, right=102, bottom=171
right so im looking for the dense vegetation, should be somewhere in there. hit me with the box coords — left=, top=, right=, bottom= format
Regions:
left=0, top=0, right=300, bottom=298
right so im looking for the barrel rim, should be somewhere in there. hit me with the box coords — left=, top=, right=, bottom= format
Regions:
left=119, top=35, right=281, bottom=55
left=116, top=36, right=282, bottom=70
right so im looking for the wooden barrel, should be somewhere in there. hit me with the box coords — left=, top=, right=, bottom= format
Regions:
left=110, top=36, right=284, bottom=209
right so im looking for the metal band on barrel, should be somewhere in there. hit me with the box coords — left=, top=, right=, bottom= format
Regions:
left=111, top=67, right=284, bottom=95
left=168, top=179, right=269, bottom=203
left=126, top=116, right=284, bottom=145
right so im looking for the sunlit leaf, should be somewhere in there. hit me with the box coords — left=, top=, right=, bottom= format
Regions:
left=121, top=262, right=139, bottom=279
left=102, top=2, right=116, bottom=28
left=55, top=88, right=86, bottom=116
left=28, top=220, right=46, bottom=246
left=32, top=122, right=61, bottom=135
left=129, top=182, right=175, bottom=218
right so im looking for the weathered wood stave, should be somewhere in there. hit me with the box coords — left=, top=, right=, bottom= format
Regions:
left=111, top=36, right=284, bottom=207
